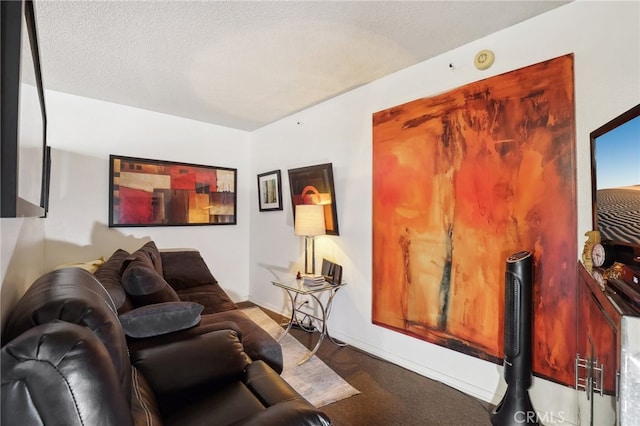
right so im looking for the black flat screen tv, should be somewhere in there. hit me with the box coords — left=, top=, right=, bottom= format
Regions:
left=590, top=103, right=640, bottom=246
left=1, top=0, right=49, bottom=218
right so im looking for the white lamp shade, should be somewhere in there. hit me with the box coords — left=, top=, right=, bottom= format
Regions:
left=294, top=204, right=326, bottom=236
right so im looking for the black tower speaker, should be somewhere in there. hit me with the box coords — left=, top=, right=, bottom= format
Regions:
left=491, top=250, right=539, bottom=426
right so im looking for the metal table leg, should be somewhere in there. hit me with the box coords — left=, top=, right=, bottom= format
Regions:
left=273, top=282, right=348, bottom=365
left=277, top=289, right=296, bottom=342
left=294, top=287, right=346, bottom=365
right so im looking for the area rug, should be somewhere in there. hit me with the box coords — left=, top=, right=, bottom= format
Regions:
left=240, top=306, right=360, bottom=407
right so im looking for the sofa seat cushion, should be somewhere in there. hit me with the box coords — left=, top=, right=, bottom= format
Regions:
left=200, top=310, right=283, bottom=374
left=176, top=284, right=237, bottom=314
left=120, top=302, right=204, bottom=338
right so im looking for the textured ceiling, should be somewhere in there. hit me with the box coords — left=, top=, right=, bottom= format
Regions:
left=33, top=1, right=570, bottom=131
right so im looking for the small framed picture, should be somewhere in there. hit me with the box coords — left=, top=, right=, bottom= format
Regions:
left=257, top=170, right=283, bottom=211
left=288, top=163, right=339, bottom=235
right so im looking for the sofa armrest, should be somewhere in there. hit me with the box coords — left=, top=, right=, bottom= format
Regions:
left=130, top=329, right=248, bottom=396
left=2, top=322, right=134, bottom=426
left=238, top=361, right=332, bottom=426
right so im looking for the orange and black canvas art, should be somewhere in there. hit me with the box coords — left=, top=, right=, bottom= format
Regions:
left=372, top=54, right=576, bottom=386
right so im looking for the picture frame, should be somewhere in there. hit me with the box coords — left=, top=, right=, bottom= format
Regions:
left=288, top=163, right=339, bottom=235
left=109, top=155, right=237, bottom=227
left=257, top=170, right=283, bottom=211
left=321, top=258, right=343, bottom=285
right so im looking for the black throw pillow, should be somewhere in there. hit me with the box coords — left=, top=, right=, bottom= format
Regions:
left=136, top=241, right=163, bottom=277
left=122, top=262, right=180, bottom=307
left=119, top=302, right=203, bottom=338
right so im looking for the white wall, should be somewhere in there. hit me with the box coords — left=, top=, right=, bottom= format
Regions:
left=42, top=92, right=252, bottom=301
left=1, top=218, right=45, bottom=326
left=248, top=1, right=640, bottom=424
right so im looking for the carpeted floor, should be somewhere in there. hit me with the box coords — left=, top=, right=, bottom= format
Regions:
left=244, top=303, right=494, bottom=426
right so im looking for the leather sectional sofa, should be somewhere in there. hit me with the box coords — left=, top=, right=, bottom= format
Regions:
left=93, top=241, right=284, bottom=373
left=1, top=242, right=331, bottom=425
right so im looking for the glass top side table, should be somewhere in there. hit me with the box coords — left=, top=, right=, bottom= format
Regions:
left=271, top=279, right=347, bottom=365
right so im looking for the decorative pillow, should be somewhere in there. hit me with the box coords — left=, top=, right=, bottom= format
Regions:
left=136, top=241, right=163, bottom=277
left=119, top=302, right=203, bottom=338
left=94, top=249, right=134, bottom=313
left=122, top=262, right=180, bottom=306
left=55, top=257, right=105, bottom=273
left=159, top=250, right=217, bottom=290
left=123, top=249, right=156, bottom=273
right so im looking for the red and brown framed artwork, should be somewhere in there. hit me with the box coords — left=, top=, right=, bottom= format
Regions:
left=109, top=155, right=237, bottom=227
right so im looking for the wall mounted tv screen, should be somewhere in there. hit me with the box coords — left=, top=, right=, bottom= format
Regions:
left=1, top=0, right=48, bottom=218
left=590, top=103, right=640, bottom=246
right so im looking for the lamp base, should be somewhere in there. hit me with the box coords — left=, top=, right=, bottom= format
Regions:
left=304, top=235, right=316, bottom=275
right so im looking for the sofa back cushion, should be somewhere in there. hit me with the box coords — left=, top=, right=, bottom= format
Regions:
left=2, top=268, right=132, bottom=402
left=159, top=250, right=217, bottom=290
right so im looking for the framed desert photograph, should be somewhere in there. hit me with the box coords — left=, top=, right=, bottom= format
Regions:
left=109, top=155, right=237, bottom=227
left=257, top=169, right=283, bottom=211
left=288, top=163, right=339, bottom=235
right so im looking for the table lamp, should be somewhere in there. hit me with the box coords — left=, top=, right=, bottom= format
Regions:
left=295, top=204, right=326, bottom=275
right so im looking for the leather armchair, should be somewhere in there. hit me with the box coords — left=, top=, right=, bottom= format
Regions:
left=1, top=268, right=331, bottom=426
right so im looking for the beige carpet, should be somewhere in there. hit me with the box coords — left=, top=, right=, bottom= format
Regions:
left=241, top=306, right=360, bottom=408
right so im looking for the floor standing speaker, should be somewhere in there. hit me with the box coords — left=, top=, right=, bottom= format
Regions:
left=491, top=250, right=539, bottom=426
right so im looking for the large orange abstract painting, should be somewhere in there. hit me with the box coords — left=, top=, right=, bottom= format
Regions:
left=372, top=55, right=576, bottom=386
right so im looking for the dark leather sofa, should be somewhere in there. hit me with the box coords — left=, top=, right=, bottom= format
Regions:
left=1, top=261, right=330, bottom=425
left=93, top=242, right=284, bottom=374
